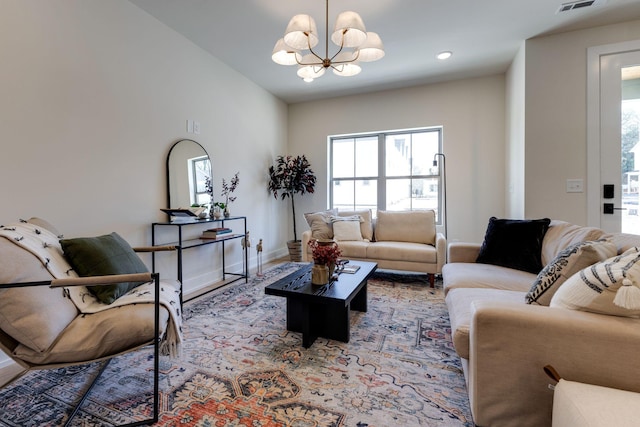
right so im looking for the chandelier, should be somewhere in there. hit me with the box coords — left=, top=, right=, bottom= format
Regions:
left=271, top=0, right=385, bottom=82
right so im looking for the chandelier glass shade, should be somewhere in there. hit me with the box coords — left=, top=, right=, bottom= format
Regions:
left=272, top=0, right=384, bottom=82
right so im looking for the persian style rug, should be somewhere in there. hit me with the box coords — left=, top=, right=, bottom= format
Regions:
left=0, top=263, right=473, bottom=427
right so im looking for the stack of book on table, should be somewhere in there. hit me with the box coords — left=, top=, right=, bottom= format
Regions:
left=201, top=227, right=232, bottom=239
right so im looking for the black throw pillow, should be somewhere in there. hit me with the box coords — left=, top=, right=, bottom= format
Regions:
left=476, top=217, right=551, bottom=274
left=60, top=232, right=149, bottom=304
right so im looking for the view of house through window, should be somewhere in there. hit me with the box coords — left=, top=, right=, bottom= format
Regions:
left=330, top=127, right=443, bottom=223
left=190, top=156, right=212, bottom=206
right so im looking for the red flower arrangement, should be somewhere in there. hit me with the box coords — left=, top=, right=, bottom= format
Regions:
left=308, top=239, right=342, bottom=265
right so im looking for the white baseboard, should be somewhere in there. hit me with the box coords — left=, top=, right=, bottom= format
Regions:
left=0, top=353, right=22, bottom=387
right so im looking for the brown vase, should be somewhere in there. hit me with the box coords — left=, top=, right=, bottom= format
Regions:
left=311, top=263, right=329, bottom=285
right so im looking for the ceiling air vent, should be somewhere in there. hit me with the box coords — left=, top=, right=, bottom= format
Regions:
left=557, top=0, right=607, bottom=13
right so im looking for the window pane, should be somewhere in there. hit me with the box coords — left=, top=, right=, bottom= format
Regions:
left=355, top=137, right=378, bottom=177
left=386, top=178, right=411, bottom=210
left=194, top=158, right=210, bottom=193
left=333, top=180, right=354, bottom=210
left=333, top=139, right=354, bottom=178
left=411, top=132, right=440, bottom=176
left=412, top=178, right=440, bottom=217
left=386, top=135, right=411, bottom=176
left=196, top=193, right=211, bottom=205
left=355, top=180, right=377, bottom=208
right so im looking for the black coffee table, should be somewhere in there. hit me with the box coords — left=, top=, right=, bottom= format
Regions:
left=264, top=261, right=377, bottom=348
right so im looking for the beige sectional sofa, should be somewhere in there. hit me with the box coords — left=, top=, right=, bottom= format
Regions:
left=302, top=209, right=446, bottom=286
left=443, top=219, right=640, bottom=427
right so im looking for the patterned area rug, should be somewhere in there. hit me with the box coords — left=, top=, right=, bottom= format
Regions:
left=0, top=263, right=473, bottom=426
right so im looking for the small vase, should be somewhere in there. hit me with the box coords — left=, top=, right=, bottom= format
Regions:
left=311, top=263, right=329, bottom=285
left=223, top=207, right=230, bottom=218
left=212, top=206, right=221, bottom=219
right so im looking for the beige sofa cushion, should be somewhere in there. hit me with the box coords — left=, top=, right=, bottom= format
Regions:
left=335, top=241, right=368, bottom=259
left=526, top=239, right=617, bottom=306
left=0, top=237, right=78, bottom=353
left=445, top=288, right=526, bottom=359
left=541, top=220, right=607, bottom=266
left=338, top=209, right=373, bottom=241
left=367, top=241, right=437, bottom=263
left=375, top=210, right=435, bottom=244
left=13, top=302, right=169, bottom=365
left=442, top=262, right=536, bottom=295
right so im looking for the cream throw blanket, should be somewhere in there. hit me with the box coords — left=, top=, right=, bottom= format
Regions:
left=0, top=221, right=182, bottom=357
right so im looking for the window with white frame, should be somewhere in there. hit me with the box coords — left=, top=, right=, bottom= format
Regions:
left=189, top=156, right=212, bottom=206
left=329, top=127, right=443, bottom=223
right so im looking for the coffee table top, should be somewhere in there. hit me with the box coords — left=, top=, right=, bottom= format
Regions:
left=265, top=260, right=377, bottom=304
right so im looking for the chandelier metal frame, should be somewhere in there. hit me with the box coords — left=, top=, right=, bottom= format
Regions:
left=272, top=0, right=384, bottom=82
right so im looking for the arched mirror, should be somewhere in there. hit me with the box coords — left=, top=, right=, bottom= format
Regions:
left=166, top=139, right=212, bottom=210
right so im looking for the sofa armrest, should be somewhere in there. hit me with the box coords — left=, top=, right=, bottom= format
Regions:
left=301, top=230, right=312, bottom=262
left=469, top=300, right=640, bottom=427
left=435, top=232, right=447, bottom=272
left=447, top=242, right=481, bottom=263
left=50, top=272, right=154, bottom=288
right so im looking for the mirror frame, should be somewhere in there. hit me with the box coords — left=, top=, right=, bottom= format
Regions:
left=166, top=139, right=212, bottom=214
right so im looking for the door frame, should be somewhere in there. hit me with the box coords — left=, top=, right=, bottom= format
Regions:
left=587, top=39, right=640, bottom=228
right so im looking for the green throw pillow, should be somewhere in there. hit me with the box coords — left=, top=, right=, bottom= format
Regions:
left=60, top=232, right=149, bottom=304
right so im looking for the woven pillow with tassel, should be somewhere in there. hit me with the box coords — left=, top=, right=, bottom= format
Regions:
left=550, top=247, right=640, bottom=318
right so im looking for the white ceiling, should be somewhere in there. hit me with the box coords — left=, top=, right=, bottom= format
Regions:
left=130, top=0, right=640, bottom=104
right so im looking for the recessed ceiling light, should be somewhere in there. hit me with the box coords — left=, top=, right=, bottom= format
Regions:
left=437, top=51, right=452, bottom=60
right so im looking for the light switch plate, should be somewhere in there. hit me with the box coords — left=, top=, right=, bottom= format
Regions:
left=566, top=179, right=584, bottom=193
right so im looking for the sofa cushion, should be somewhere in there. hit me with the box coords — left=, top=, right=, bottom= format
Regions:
left=335, top=241, right=369, bottom=259
left=0, top=236, right=78, bottom=353
left=476, top=217, right=551, bottom=274
left=610, top=232, right=640, bottom=255
left=541, top=220, right=608, bottom=266
left=442, top=262, right=536, bottom=295
left=526, top=239, right=617, bottom=306
left=367, top=241, right=437, bottom=263
left=445, top=288, right=526, bottom=359
left=550, top=248, right=640, bottom=318
left=60, top=232, right=149, bottom=304
left=304, top=209, right=338, bottom=240
left=338, top=209, right=373, bottom=241
left=374, top=210, right=436, bottom=245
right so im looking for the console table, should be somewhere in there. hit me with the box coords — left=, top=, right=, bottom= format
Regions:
left=151, top=216, right=248, bottom=303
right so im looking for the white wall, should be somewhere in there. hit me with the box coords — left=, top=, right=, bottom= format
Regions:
left=505, top=43, right=526, bottom=219
left=0, top=0, right=290, bottom=295
left=288, top=75, right=506, bottom=243
left=524, top=19, right=640, bottom=224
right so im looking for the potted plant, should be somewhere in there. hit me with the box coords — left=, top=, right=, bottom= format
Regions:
left=268, top=155, right=317, bottom=261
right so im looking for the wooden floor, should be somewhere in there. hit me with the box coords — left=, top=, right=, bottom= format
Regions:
left=0, top=256, right=293, bottom=388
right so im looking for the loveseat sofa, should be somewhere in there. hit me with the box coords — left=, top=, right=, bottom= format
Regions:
left=443, top=218, right=640, bottom=427
left=301, top=209, right=446, bottom=286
